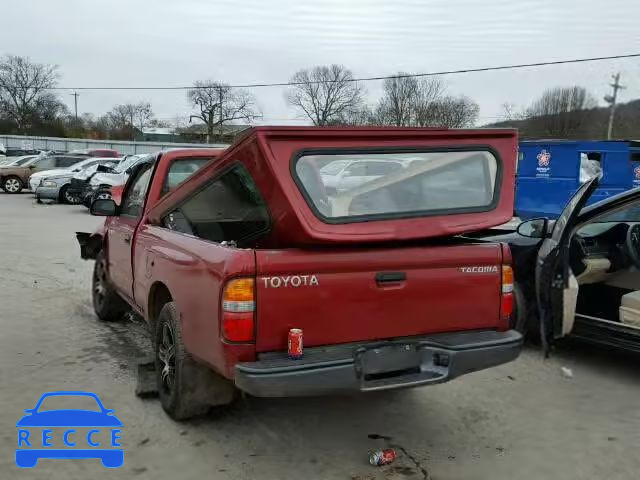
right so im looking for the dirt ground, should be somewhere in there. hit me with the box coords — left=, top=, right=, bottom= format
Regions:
left=0, top=193, right=639, bottom=480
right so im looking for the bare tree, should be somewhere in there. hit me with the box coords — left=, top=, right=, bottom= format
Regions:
left=413, top=77, right=446, bottom=127
left=373, top=74, right=444, bottom=126
left=103, top=102, right=155, bottom=139
left=429, top=96, right=480, bottom=128
left=327, top=105, right=375, bottom=126
left=524, top=86, right=597, bottom=137
left=188, top=80, right=260, bottom=142
left=105, top=104, right=133, bottom=130
left=286, top=65, right=364, bottom=126
left=131, top=101, right=153, bottom=131
left=148, top=118, right=171, bottom=128
left=375, top=75, right=420, bottom=126
left=0, top=55, right=59, bottom=132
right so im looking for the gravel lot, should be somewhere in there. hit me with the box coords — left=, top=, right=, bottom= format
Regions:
left=1, top=193, right=639, bottom=480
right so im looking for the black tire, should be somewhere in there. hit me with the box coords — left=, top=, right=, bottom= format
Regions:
left=512, top=282, right=540, bottom=343
left=92, top=251, right=128, bottom=322
left=3, top=176, right=23, bottom=194
left=155, top=302, right=236, bottom=421
left=94, top=188, right=112, bottom=201
left=59, top=185, right=78, bottom=204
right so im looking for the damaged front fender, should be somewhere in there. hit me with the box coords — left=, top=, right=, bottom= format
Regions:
left=76, top=232, right=104, bottom=260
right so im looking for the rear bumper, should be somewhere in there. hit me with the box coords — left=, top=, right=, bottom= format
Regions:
left=234, top=329, right=522, bottom=397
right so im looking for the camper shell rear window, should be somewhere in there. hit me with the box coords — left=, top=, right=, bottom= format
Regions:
left=293, top=148, right=501, bottom=223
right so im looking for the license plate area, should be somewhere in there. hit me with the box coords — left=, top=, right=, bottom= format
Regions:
left=355, top=343, right=422, bottom=381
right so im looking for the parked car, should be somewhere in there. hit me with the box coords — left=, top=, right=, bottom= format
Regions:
left=1, top=147, right=42, bottom=157
left=29, top=157, right=123, bottom=192
left=69, top=148, right=120, bottom=158
left=78, top=127, right=522, bottom=421
left=66, top=156, right=131, bottom=204
left=320, top=158, right=405, bottom=194
left=0, top=154, right=87, bottom=194
left=0, top=155, right=38, bottom=167
left=81, top=154, right=150, bottom=207
left=35, top=159, right=122, bottom=204
left=475, top=174, right=640, bottom=354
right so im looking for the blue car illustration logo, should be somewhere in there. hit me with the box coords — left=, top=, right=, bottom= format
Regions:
left=16, top=391, right=123, bottom=468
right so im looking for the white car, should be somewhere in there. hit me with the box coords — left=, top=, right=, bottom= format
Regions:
left=88, top=154, right=147, bottom=189
left=29, top=157, right=122, bottom=191
left=319, top=159, right=405, bottom=193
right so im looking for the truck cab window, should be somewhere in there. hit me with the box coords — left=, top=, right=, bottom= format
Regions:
left=121, top=164, right=153, bottom=217
left=162, top=157, right=210, bottom=195
left=163, top=165, right=269, bottom=246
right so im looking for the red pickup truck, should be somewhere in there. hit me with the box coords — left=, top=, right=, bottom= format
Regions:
left=79, top=127, right=523, bottom=420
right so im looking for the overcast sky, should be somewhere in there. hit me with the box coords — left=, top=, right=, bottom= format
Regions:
left=3, top=0, right=640, bottom=126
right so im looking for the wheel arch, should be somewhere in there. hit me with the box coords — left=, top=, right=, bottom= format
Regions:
left=148, top=281, right=173, bottom=330
left=58, top=183, right=70, bottom=203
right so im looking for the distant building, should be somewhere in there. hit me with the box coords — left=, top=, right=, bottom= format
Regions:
left=136, top=127, right=181, bottom=143
left=135, top=124, right=251, bottom=144
left=177, top=124, right=251, bottom=144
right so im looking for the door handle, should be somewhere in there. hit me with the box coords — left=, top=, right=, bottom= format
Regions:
left=124, top=234, right=131, bottom=244
left=375, top=272, right=406, bottom=283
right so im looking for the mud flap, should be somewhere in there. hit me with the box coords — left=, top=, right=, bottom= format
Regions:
left=76, top=232, right=103, bottom=260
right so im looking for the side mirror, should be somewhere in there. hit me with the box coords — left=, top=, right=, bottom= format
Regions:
left=29, top=165, right=36, bottom=169
left=96, top=164, right=110, bottom=173
left=517, top=218, right=549, bottom=239
left=90, top=198, right=118, bottom=216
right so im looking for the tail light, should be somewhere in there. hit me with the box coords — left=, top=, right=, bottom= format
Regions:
left=222, top=278, right=255, bottom=342
left=500, top=265, right=514, bottom=328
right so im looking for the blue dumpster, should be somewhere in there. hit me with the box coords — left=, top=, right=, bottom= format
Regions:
left=515, top=140, right=640, bottom=219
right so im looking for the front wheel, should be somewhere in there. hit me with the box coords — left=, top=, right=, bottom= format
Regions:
left=95, top=188, right=112, bottom=201
left=59, top=185, right=79, bottom=204
left=92, top=251, right=128, bottom=321
left=155, top=302, right=236, bottom=420
left=3, top=176, right=23, bottom=194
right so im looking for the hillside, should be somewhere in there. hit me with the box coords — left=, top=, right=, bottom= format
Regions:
left=486, top=98, right=640, bottom=140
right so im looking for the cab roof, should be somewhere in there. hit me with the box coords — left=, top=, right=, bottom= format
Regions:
left=149, top=127, right=518, bottom=245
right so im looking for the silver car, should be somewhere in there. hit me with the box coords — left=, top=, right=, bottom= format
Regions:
left=35, top=159, right=121, bottom=204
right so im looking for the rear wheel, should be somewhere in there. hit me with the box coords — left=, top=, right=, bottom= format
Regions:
left=3, top=176, right=23, bottom=194
left=155, top=302, right=236, bottom=420
left=92, top=251, right=128, bottom=321
left=512, top=282, right=540, bottom=342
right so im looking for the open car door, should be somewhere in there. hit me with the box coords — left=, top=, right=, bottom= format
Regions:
left=536, top=175, right=601, bottom=354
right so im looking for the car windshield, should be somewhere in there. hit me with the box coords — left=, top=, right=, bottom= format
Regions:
left=296, top=150, right=498, bottom=220
left=4, top=155, right=36, bottom=166
left=36, top=394, right=102, bottom=412
left=589, top=201, right=640, bottom=223
left=115, top=155, right=143, bottom=173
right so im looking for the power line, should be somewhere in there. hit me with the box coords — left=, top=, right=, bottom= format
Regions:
left=48, top=52, right=640, bottom=91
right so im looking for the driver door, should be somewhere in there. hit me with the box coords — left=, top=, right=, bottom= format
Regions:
left=536, top=175, right=600, bottom=353
left=107, top=163, right=154, bottom=302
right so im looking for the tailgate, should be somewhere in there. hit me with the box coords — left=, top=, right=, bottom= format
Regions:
left=255, top=243, right=504, bottom=352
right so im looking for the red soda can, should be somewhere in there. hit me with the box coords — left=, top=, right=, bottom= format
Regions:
left=288, top=328, right=303, bottom=359
left=369, top=449, right=397, bottom=466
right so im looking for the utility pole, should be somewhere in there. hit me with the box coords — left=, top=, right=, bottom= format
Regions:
left=70, top=91, right=79, bottom=122
left=604, top=73, right=625, bottom=140
left=218, top=86, right=223, bottom=144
